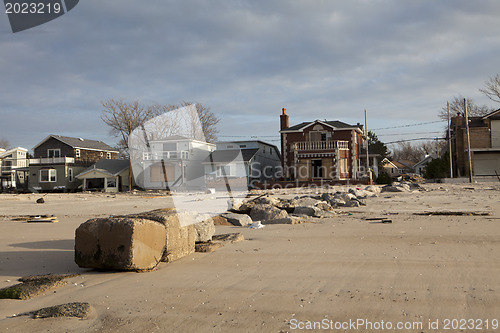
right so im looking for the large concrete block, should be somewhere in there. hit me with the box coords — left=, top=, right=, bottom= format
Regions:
left=75, top=217, right=166, bottom=271
left=128, top=209, right=196, bottom=262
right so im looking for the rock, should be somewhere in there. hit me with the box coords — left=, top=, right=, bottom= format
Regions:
left=75, top=217, right=167, bottom=271
left=228, top=198, right=246, bottom=212
left=344, top=200, right=360, bottom=207
left=261, top=217, right=304, bottom=225
left=28, top=302, right=92, bottom=319
left=381, top=185, right=402, bottom=192
left=36, top=198, right=44, bottom=204
left=250, top=204, right=288, bottom=221
left=381, top=183, right=410, bottom=192
left=320, top=192, right=335, bottom=201
left=195, top=233, right=244, bottom=253
left=221, top=212, right=253, bottom=226
left=194, top=218, right=215, bottom=243
left=212, top=215, right=233, bottom=226
left=349, top=188, right=368, bottom=199
left=0, top=274, right=77, bottom=300
left=293, top=206, right=321, bottom=217
left=274, top=198, right=298, bottom=213
left=316, top=202, right=334, bottom=211
left=364, top=185, right=381, bottom=195
left=316, top=210, right=337, bottom=218
left=294, top=196, right=322, bottom=207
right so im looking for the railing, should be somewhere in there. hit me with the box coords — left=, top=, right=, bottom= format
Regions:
left=292, top=140, right=349, bottom=151
left=143, top=151, right=189, bottom=160
left=29, top=157, right=75, bottom=164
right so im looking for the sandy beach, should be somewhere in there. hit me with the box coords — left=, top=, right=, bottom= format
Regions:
left=0, top=183, right=499, bottom=332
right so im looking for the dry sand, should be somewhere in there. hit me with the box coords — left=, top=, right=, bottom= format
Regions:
left=0, top=183, right=499, bottom=332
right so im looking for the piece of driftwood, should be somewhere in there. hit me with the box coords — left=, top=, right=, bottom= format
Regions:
left=414, top=211, right=490, bottom=216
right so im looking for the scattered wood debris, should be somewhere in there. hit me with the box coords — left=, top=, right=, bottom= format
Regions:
left=10, top=215, right=58, bottom=222
left=0, top=274, right=78, bottom=300
left=27, top=216, right=59, bottom=223
left=414, top=211, right=491, bottom=216
left=365, top=218, right=392, bottom=223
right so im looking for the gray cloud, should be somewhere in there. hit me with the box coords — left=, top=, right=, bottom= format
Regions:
left=1, top=0, right=500, bottom=150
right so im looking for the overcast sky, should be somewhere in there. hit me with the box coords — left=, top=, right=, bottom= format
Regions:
left=1, top=0, right=500, bottom=151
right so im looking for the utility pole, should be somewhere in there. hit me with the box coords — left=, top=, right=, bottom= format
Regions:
left=464, top=98, right=473, bottom=183
left=447, top=101, right=453, bottom=178
left=364, top=109, right=370, bottom=183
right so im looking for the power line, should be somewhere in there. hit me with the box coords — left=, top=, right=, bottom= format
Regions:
left=372, top=120, right=445, bottom=131
left=377, top=131, right=443, bottom=137
left=385, top=137, right=446, bottom=144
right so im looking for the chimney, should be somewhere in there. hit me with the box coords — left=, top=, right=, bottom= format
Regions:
left=280, top=107, right=289, bottom=130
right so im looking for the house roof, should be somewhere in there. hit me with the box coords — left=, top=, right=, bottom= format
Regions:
left=414, top=155, right=434, bottom=168
left=203, top=148, right=259, bottom=164
left=216, top=140, right=281, bottom=157
left=397, top=160, right=417, bottom=168
left=381, top=158, right=406, bottom=169
left=283, top=119, right=363, bottom=132
left=33, top=135, right=118, bottom=152
left=76, top=159, right=129, bottom=178
left=0, top=147, right=28, bottom=158
left=481, top=108, right=500, bottom=120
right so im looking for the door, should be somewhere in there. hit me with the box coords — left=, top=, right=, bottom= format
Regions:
left=311, top=159, right=323, bottom=178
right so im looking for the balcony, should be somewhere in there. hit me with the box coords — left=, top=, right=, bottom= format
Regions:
left=143, top=151, right=189, bottom=160
left=292, top=140, right=349, bottom=151
left=29, top=157, right=75, bottom=165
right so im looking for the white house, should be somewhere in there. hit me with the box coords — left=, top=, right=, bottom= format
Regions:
left=131, top=135, right=215, bottom=190
left=0, top=147, right=29, bottom=190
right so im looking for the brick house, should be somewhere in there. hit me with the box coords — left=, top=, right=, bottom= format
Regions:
left=29, top=135, right=119, bottom=192
left=279, top=108, right=366, bottom=182
left=450, top=109, right=500, bottom=177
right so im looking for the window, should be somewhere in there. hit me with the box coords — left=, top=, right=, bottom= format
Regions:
left=270, top=148, right=272, bottom=155
left=226, top=145, right=234, bottom=149
left=68, top=168, right=74, bottom=182
left=216, top=164, right=234, bottom=177
left=106, top=152, right=111, bottom=159
left=163, top=143, right=176, bottom=151
left=47, top=149, right=60, bottom=158
left=40, top=169, right=56, bottom=182
left=239, top=144, right=246, bottom=148
left=340, top=159, right=348, bottom=174
left=75, top=149, right=80, bottom=158
left=107, top=178, right=117, bottom=188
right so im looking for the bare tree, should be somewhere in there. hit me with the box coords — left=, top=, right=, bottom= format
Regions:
left=391, top=140, right=445, bottom=163
left=0, top=138, right=10, bottom=149
left=480, top=74, right=500, bottom=104
left=101, top=99, right=158, bottom=156
left=186, top=102, right=220, bottom=143
left=439, top=96, right=493, bottom=120
left=146, top=101, right=220, bottom=143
